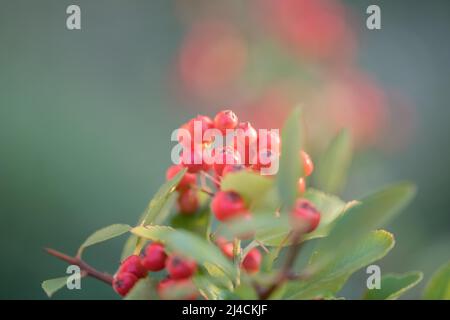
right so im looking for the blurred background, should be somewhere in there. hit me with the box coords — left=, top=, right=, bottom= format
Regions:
left=0, top=0, right=449, bottom=299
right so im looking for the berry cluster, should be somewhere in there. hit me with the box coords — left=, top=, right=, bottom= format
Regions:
left=113, top=243, right=198, bottom=299
left=166, top=109, right=321, bottom=275
left=115, top=110, right=321, bottom=298
left=169, top=109, right=317, bottom=221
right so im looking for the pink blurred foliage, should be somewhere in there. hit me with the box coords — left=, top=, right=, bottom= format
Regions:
left=177, top=20, right=248, bottom=101
left=168, top=0, right=416, bottom=152
left=259, top=0, right=356, bottom=63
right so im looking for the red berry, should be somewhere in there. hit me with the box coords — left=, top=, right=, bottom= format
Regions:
left=192, top=115, right=215, bottom=132
left=300, top=151, right=314, bottom=177
left=157, top=277, right=197, bottom=300
left=177, top=122, right=196, bottom=150
left=234, top=122, right=258, bottom=166
left=257, top=130, right=281, bottom=153
left=119, top=255, right=147, bottom=278
left=213, top=146, right=242, bottom=176
left=214, top=110, right=239, bottom=134
left=216, top=237, right=234, bottom=259
left=177, top=188, right=199, bottom=215
left=211, top=191, right=247, bottom=221
left=298, top=177, right=306, bottom=194
left=187, top=115, right=215, bottom=143
left=291, top=199, right=321, bottom=233
left=166, top=254, right=197, bottom=280
left=242, top=248, right=262, bottom=273
left=113, top=272, right=138, bottom=297
left=178, top=115, right=215, bottom=148
left=252, top=148, right=278, bottom=173
left=141, top=243, right=167, bottom=272
left=181, top=149, right=211, bottom=173
left=166, top=165, right=196, bottom=190
left=234, top=121, right=258, bottom=148
left=221, top=164, right=245, bottom=177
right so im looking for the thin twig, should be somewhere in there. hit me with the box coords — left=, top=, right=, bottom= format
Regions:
left=258, top=231, right=303, bottom=300
left=44, top=248, right=114, bottom=285
left=192, top=184, right=215, bottom=197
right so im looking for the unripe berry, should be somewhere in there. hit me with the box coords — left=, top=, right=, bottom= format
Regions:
left=119, top=255, right=147, bottom=278
left=300, top=150, right=314, bottom=177
left=241, top=248, right=262, bottom=274
left=214, top=110, right=238, bottom=134
left=291, top=199, right=321, bottom=233
left=141, top=243, right=167, bottom=272
left=213, top=146, right=242, bottom=176
left=157, top=277, right=197, bottom=300
left=211, top=191, right=247, bottom=221
left=166, top=164, right=196, bottom=190
left=298, top=177, right=306, bottom=194
left=113, top=272, right=138, bottom=297
left=177, top=188, right=199, bottom=215
left=166, top=254, right=197, bottom=280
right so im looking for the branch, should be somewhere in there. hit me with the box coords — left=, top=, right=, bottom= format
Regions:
left=44, top=248, right=114, bottom=285
left=258, top=231, right=303, bottom=300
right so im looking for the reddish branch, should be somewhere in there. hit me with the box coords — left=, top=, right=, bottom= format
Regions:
left=44, top=248, right=113, bottom=285
left=258, top=231, right=303, bottom=300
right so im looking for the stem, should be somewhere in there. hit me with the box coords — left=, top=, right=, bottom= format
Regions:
left=201, top=171, right=221, bottom=186
left=233, top=238, right=241, bottom=287
left=45, top=248, right=114, bottom=285
left=192, top=184, right=215, bottom=197
left=258, top=231, right=303, bottom=300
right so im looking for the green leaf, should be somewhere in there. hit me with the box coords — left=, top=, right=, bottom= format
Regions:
left=423, top=261, right=450, bottom=300
left=217, top=213, right=291, bottom=249
left=121, top=191, right=178, bottom=259
left=311, top=182, right=416, bottom=271
left=285, top=230, right=395, bottom=299
left=141, top=168, right=187, bottom=225
left=125, top=278, right=158, bottom=300
left=221, top=171, right=274, bottom=208
left=276, top=107, right=302, bottom=209
left=364, top=271, right=423, bottom=300
left=284, top=274, right=350, bottom=300
left=314, top=129, right=352, bottom=194
left=41, top=276, right=69, bottom=298
left=121, top=234, right=139, bottom=260
left=130, top=225, right=174, bottom=242
left=240, top=189, right=346, bottom=248
left=164, top=230, right=236, bottom=279
left=77, top=224, right=131, bottom=257
left=170, top=206, right=211, bottom=237
left=153, top=192, right=177, bottom=225
left=194, top=276, right=230, bottom=300
left=233, top=283, right=259, bottom=300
